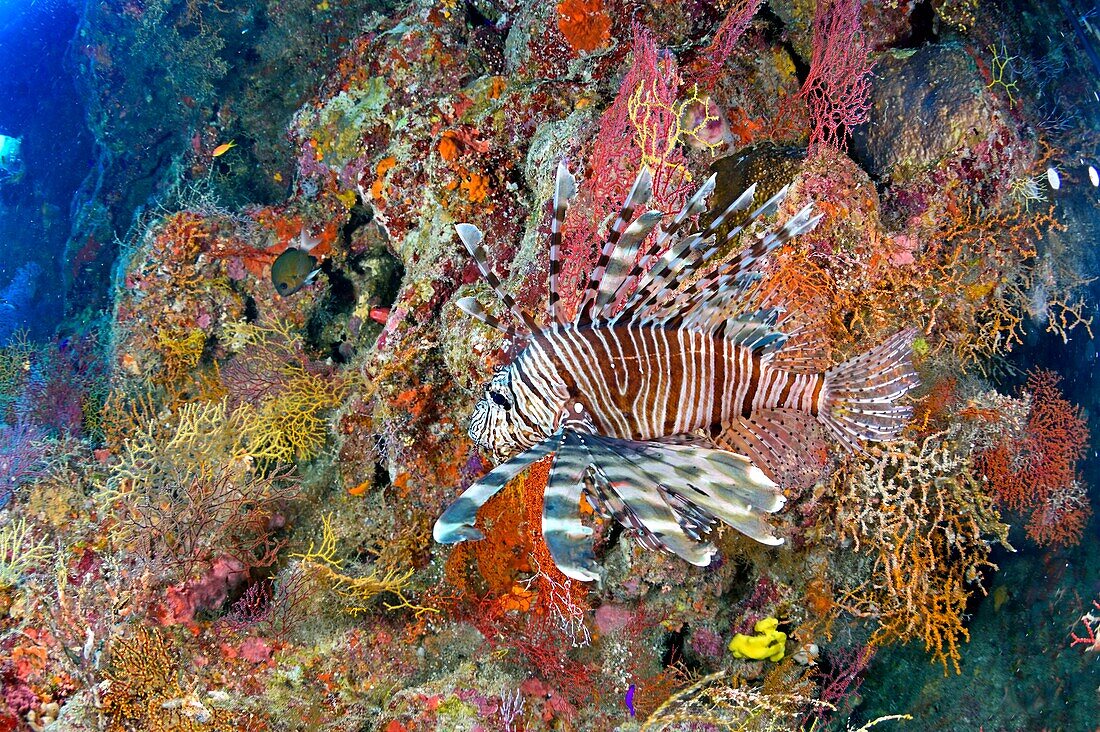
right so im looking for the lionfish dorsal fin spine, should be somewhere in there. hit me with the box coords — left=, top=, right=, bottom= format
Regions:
left=608, top=173, right=719, bottom=311
left=639, top=202, right=821, bottom=328
left=612, top=233, right=705, bottom=325
left=616, top=183, right=758, bottom=324
left=549, top=160, right=578, bottom=325
left=455, top=223, right=539, bottom=334
left=455, top=296, right=519, bottom=339
left=576, top=167, right=653, bottom=325
left=592, top=210, right=664, bottom=319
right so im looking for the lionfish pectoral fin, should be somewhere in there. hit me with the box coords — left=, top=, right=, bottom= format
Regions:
left=579, top=434, right=783, bottom=560
left=433, top=435, right=560, bottom=544
left=542, top=431, right=600, bottom=582
left=584, top=436, right=717, bottom=566
left=627, top=439, right=787, bottom=544
left=819, top=329, right=920, bottom=452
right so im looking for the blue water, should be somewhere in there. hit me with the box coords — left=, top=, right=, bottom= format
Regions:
left=0, top=0, right=90, bottom=340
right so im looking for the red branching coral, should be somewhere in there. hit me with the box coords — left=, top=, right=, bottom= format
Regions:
left=976, top=369, right=1091, bottom=547
left=556, top=0, right=612, bottom=54
left=696, top=0, right=764, bottom=88
left=559, top=24, right=689, bottom=318
left=798, top=0, right=874, bottom=153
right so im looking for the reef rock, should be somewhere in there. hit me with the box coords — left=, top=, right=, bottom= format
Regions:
left=851, top=43, right=1002, bottom=180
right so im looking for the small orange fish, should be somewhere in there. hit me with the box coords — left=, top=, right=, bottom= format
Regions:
left=212, top=141, right=237, bottom=157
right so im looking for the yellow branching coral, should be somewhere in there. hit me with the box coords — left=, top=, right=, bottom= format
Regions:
left=155, top=327, right=207, bottom=387
left=103, top=626, right=237, bottom=732
left=0, top=517, right=52, bottom=589
left=986, top=43, right=1019, bottom=106
left=236, top=371, right=344, bottom=463
left=628, top=80, right=722, bottom=196
left=828, top=432, right=1011, bottom=674
left=101, top=389, right=160, bottom=453
left=293, top=514, right=433, bottom=617
left=107, top=398, right=253, bottom=504
left=223, top=319, right=347, bottom=463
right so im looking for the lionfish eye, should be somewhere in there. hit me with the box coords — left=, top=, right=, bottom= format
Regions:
left=489, top=390, right=510, bottom=409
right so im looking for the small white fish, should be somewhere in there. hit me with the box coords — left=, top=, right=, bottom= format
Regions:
left=1047, top=167, right=1061, bottom=190
left=1089, top=165, right=1098, bottom=187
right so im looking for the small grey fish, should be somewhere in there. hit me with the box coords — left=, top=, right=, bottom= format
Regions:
left=271, top=229, right=322, bottom=296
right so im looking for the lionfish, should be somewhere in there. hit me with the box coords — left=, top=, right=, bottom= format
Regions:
left=434, top=162, right=918, bottom=582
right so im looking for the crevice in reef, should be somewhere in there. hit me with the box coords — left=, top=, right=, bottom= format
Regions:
left=898, top=0, right=939, bottom=49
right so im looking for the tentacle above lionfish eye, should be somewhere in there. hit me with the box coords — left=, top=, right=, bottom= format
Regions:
left=489, top=390, right=511, bottom=409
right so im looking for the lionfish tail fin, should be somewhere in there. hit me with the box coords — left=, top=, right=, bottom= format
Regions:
left=819, top=329, right=920, bottom=451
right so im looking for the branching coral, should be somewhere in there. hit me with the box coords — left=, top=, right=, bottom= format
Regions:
left=0, top=516, right=52, bottom=589
left=639, top=670, right=833, bottom=731
left=697, top=0, right=764, bottom=89
left=0, top=419, right=49, bottom=507
left=107, top=398, right=251, bottom=503
left=102, top=626, right=238, bottom=732
left=236, top=371, right=345, bottom=463
left=781, top=156, right=1084, bottom=368
left=829, top=433, right=1011, bottom=674
left=223, top=320, right=347, bottom=463
left=127, top=465, right=299, bottom=581
left=443, top=457, right=592, bottom=647
left=293, top=514, right=431, bottom=617
left=797, top=0, right=874, bottom=153
left=0, top=329, right=34, bottom=417
left=974, top=369, right=1091, bottom=547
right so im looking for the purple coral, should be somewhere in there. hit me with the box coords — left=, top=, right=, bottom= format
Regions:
left=0, top=419, right=47, bottom=507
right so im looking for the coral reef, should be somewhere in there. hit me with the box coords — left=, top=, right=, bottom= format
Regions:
left=2, top=0, right=1098, bottom=730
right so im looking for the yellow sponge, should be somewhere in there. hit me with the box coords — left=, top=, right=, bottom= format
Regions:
left=728, top=617, right=787, bottom=662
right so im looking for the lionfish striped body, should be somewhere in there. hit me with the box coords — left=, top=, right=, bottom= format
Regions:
left=435, top=162, right=918, bottom=582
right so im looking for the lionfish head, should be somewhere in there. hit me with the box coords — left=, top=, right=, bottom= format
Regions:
left=468, top=365, right=546, bottom=457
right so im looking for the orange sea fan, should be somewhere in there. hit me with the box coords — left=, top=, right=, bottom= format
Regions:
left=557, top=0, right=612, bottom=54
